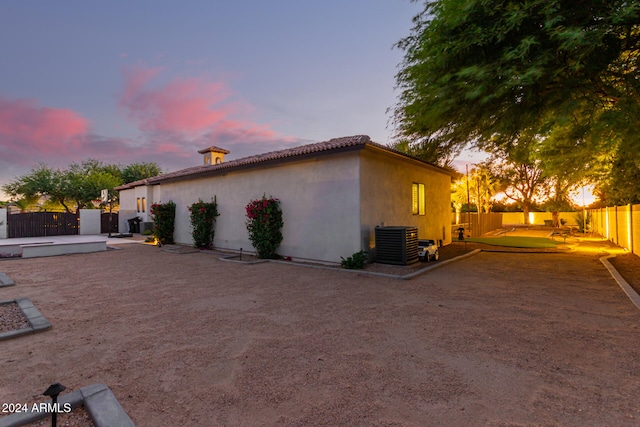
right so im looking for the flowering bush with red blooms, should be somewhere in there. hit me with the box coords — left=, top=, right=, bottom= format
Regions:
left=150, top=201, right=176, bottom=245
left=245, top=195, right=283, bottom=259
left=188, top=198, right=220, bottom=249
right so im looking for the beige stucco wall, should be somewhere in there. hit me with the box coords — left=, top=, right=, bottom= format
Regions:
left=145, top=152, right=362, bottom=262
left=118, top=147, right=454, bottom=261
left=359, top=148, right=453, bottom=249
left=118, top=185, right=161, bottom=232
left=118, top=189, right=138, bottom=232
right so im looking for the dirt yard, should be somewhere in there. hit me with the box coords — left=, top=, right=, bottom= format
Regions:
left=1, top=241, right=640, bottom=426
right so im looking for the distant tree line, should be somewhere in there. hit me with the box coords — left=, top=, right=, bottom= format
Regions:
left=2, top=160, right=162, bottom=213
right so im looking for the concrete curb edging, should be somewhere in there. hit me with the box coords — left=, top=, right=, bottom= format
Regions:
left=0, top=383, right=134, bottom=427
left=400, top=249, right=482, bottom=280
left=0, top=272, right=15, bottom=287
left=600, top=255, right=640, bottom=311
left=218, top=255, right=269, bottom=265
left=268, top=249, right=484, bottom=280
left=0, top=298, right=51, bottom=341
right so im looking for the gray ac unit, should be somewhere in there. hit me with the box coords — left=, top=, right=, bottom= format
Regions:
left=375, top=226, right=419, bottom=265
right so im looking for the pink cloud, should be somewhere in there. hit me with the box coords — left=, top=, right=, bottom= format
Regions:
left=117, top=64, right=295, bottom=152
left=0, top=97, right=89, bottom=162
left=0, top=66, right=305, bottom=196
left=203, top=119, right=278, bottom=141
left=120, top=64, right=237, bottom=135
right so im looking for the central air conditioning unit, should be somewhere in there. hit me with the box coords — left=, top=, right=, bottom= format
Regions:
left=375, top=226, right=419, bottom=265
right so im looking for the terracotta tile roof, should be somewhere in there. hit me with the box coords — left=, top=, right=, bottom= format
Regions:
left=115, top=135, right=454, bottom=190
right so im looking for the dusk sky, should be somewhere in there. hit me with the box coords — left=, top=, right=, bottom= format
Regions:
left=0, top=1, right=482, bottom=200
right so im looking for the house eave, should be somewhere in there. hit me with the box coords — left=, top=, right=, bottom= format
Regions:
left=114, top=134, right=458, bottom=191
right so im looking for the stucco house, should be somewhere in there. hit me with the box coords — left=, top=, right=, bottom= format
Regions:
left=115, top=135, right=456, bottom=263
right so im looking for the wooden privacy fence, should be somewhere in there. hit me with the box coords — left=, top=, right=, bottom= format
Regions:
left=452, top=212, right=504, bottom=238
left=590, top=204, right=639, bottom=257
left=101, top=212, right=119, bottom=234
left=7, top=212, right=79, bottom=238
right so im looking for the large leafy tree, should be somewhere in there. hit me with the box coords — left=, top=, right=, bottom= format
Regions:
left=2, top=160, right=162, bottom=212
left=66, top=159, right=124, bottom=210
left=596, top=145, right=640, bottom=204
left=393, top=0, right=640, bottom=199
left=3, top=164, right=76, bottom=212
left=121, top=162, right=162, bottom=184
left=489, top=142, right=548, bottom=224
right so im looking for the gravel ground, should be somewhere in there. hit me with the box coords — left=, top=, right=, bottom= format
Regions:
left=0, top=302, right=30, bottom=333
left=609, top=253, right=640, bottom=294
left=1, top=238, right=639, bottom=426
left=27, top=405, right=93, bottom=427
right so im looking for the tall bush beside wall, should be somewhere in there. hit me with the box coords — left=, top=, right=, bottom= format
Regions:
left=245, top=195, right=284, bottom=259
left=574, top=211, right=591, bottom=233
left=150, top=201, right=176, bottom=245
left=189, top=198, right=220, bottom=249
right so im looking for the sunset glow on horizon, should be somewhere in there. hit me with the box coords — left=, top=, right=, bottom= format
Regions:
left=0, top=1, right=422, bottom=198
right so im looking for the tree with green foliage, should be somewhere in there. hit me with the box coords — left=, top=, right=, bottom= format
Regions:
left=66, top=159, right=124, bottom=210
left=3, top=164, right=76, bottom=212
left=391, top=138, right=459, bottom=168
left=11, top=196, right=40, bottom=213
left=488, top=142, right=548, bottom=224
left=393, top=0, right=640, bottom=201
left=469, top=164, right=498, bottom=213
left=596, top=143, right=640, bottom=205
left=2, top=159, right=162, bottom=213
left=121, top=162, right=162, bottom=184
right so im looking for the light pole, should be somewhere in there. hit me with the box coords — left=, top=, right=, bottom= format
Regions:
left=466, top=164, right=471, bottom=238
left=582, top=186, right=587, bottom=234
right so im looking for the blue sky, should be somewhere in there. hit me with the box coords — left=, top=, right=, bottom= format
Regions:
left=0, top=1, right=483, bottom=199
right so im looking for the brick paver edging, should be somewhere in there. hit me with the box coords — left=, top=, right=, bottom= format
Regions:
left=0, top=383, right=134, bottom=427
left=0, top=298, right=51, bottom=341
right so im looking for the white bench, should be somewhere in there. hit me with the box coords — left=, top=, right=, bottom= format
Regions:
left=21, top=241, right=107, bottom=258
left=0, top=242, right=54, bottom=256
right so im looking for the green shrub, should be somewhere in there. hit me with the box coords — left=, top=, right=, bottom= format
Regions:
left=341, top=250, right=368, bottom=269
left=141, top=229, right=153, bottom=236
left=150, top=201, right=176, bottom=245
left=189, top=198, right=220, bottom=249
left=245, top=195, right=283, bottom=259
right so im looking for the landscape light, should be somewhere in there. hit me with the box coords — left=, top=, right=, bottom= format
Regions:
left=43, top=382, right=66, bottom=427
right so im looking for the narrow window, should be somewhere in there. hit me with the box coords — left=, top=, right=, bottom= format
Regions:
left=141, top=197, right=146, bottom=213
left=412, top=183, right=419, bottom=215
left=419, top=183, right=426, bottom=215
left=136, top=198, right=141, bottom=212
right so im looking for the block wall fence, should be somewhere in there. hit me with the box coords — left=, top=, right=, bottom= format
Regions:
left=589, top=204, right=639, bottom=258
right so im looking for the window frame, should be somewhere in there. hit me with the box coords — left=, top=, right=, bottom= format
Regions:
left=412, top=182, right=426, bottom=216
